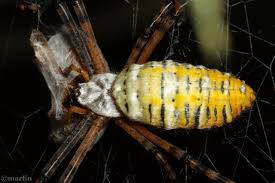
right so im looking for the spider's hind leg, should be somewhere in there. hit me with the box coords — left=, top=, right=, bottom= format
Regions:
left=131, top=122, right=235, bottom=183
left=56, top=0, right=94, bottom=75
left=116, top=119, right=179, bottom=182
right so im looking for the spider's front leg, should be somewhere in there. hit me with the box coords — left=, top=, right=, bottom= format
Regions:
left=31, top=27, right=107, bottom=182
left=35, top=1, right=112, bottom=182
left=31, top=29, right=94, bottom=143
left=72, top=0, right=109, bottom=73
left=62, top=64, right=90, bottom=82
left=60, top=65, right=92, bottom=123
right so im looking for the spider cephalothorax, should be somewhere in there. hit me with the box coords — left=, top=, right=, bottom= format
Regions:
left=77, top=73, right=120, bottom=117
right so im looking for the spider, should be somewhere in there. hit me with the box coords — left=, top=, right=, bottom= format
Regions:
left=25, top=0, right=255, bottom=182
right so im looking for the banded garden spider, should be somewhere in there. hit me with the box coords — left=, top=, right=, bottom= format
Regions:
left=21, top=0, right=255, bottom=182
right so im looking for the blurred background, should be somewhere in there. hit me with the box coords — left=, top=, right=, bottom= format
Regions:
left=0, top=0, right=275, bottom=182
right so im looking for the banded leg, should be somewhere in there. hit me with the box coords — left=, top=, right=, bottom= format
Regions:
left=52, top=2, right=111, bottom=182
left=56, top=1, right=94, bottom=75
left=35, top=116, right=93, bottom=183
left=130, top=122, right=235, bottom=183
left=72, top=0, right=109, bottom=73
left=115, top=119, right=177, bottom=181
left=31, top=2, right=110, bottom=183
left=126, top=2, right=173, bottom=66
left=58, top=116, right=108, bottom=183
left=126, top=0, right=187, bottom=66
left=136, top=13, right=174, bottom=64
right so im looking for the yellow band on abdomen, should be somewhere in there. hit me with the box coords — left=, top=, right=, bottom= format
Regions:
left=112, top=60, right=255, bottom=129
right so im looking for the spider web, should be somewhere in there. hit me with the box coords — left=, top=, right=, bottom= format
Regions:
left=0, top=0, right=274, bottom=183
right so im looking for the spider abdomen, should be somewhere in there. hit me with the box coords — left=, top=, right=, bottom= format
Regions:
left=112, top=60, right=255, bottom=129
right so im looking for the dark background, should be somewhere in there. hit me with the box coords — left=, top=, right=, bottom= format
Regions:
left=0, top=0, right=275, bottom=182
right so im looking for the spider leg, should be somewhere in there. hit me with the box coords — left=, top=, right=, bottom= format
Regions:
left=126, top=0, right=186, bottom=66
left=126, top=2, right=173, bottom=66
left=130, top=122, right=235, bottom=183
left=58, top=116, right=108, bottom=183
left=56, top=1, right=94, bottom=75
left=67, top=106, right=89, bottom=115
left=115, top=119, right=177, bottom=181
left=55, top=2, right=111, bottom=182
left=72, top=0, right=109, bottom=73
left=35, top=116, right=93, bottom=183
left=135, top=11, right=174, bottom=64
left=32, top=2, right=110, bottom=182
left=62, top=64, right=90, bottom=82
left=64, top=106, right=89, bottom=124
